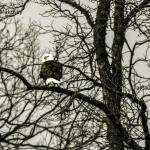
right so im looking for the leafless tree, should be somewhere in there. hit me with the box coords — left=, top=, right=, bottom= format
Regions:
left=0, top=0, right=150, bottom=150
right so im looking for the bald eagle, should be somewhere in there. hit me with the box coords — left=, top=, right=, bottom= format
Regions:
left=40, top=53, right=63, bottom=84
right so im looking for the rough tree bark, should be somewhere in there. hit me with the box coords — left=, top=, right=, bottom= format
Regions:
left=94, top=0, right=125, bottom=149
left=94, top=0, right=150, bottom=149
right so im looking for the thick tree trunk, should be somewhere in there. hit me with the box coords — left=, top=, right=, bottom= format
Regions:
left=94, top=0, right=125, bottom=149
left=103, top=90, right=124, bottom=150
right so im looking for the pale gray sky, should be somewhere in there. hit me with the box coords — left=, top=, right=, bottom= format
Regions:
left=1, top=0, right=150, bottom=79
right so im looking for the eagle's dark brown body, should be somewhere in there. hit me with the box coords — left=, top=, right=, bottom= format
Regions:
left=40, top=60, right=63, bottom=82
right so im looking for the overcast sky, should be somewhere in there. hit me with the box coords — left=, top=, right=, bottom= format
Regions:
left=3, top=0, right=150, bottom=80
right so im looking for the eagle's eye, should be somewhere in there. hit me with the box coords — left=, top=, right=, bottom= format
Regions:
left=44, top=56, right=49, bottom=60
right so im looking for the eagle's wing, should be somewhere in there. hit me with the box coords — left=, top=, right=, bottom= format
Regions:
left=52, top=62, right=63, bottom=80
left=40, top=61, right=53, bottom=80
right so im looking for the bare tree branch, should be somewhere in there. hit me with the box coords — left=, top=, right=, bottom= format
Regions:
left=125, top=0, right=150, bottom=25
left=0, top=66, right=144, bottom=150
left=58, top=0, right=94, bottom=28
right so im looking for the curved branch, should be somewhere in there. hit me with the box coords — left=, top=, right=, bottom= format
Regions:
left=0, top=66, right=143, bottom=150
left=64, top=64, right=102, bottom=87
left=125, top=0, right=150, bottom=25
left=58, top=0, right=94, bottom=28
left=0, top=67, right=116, bottom=124
left=0, top=66, right=31, bottom=88
left=0, top=66, right=122, bottom=126
left=122, top=93, right=150, bottom=149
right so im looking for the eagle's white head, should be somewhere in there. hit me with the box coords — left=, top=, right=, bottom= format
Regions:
left=42, top=53, right=54, bottom=62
